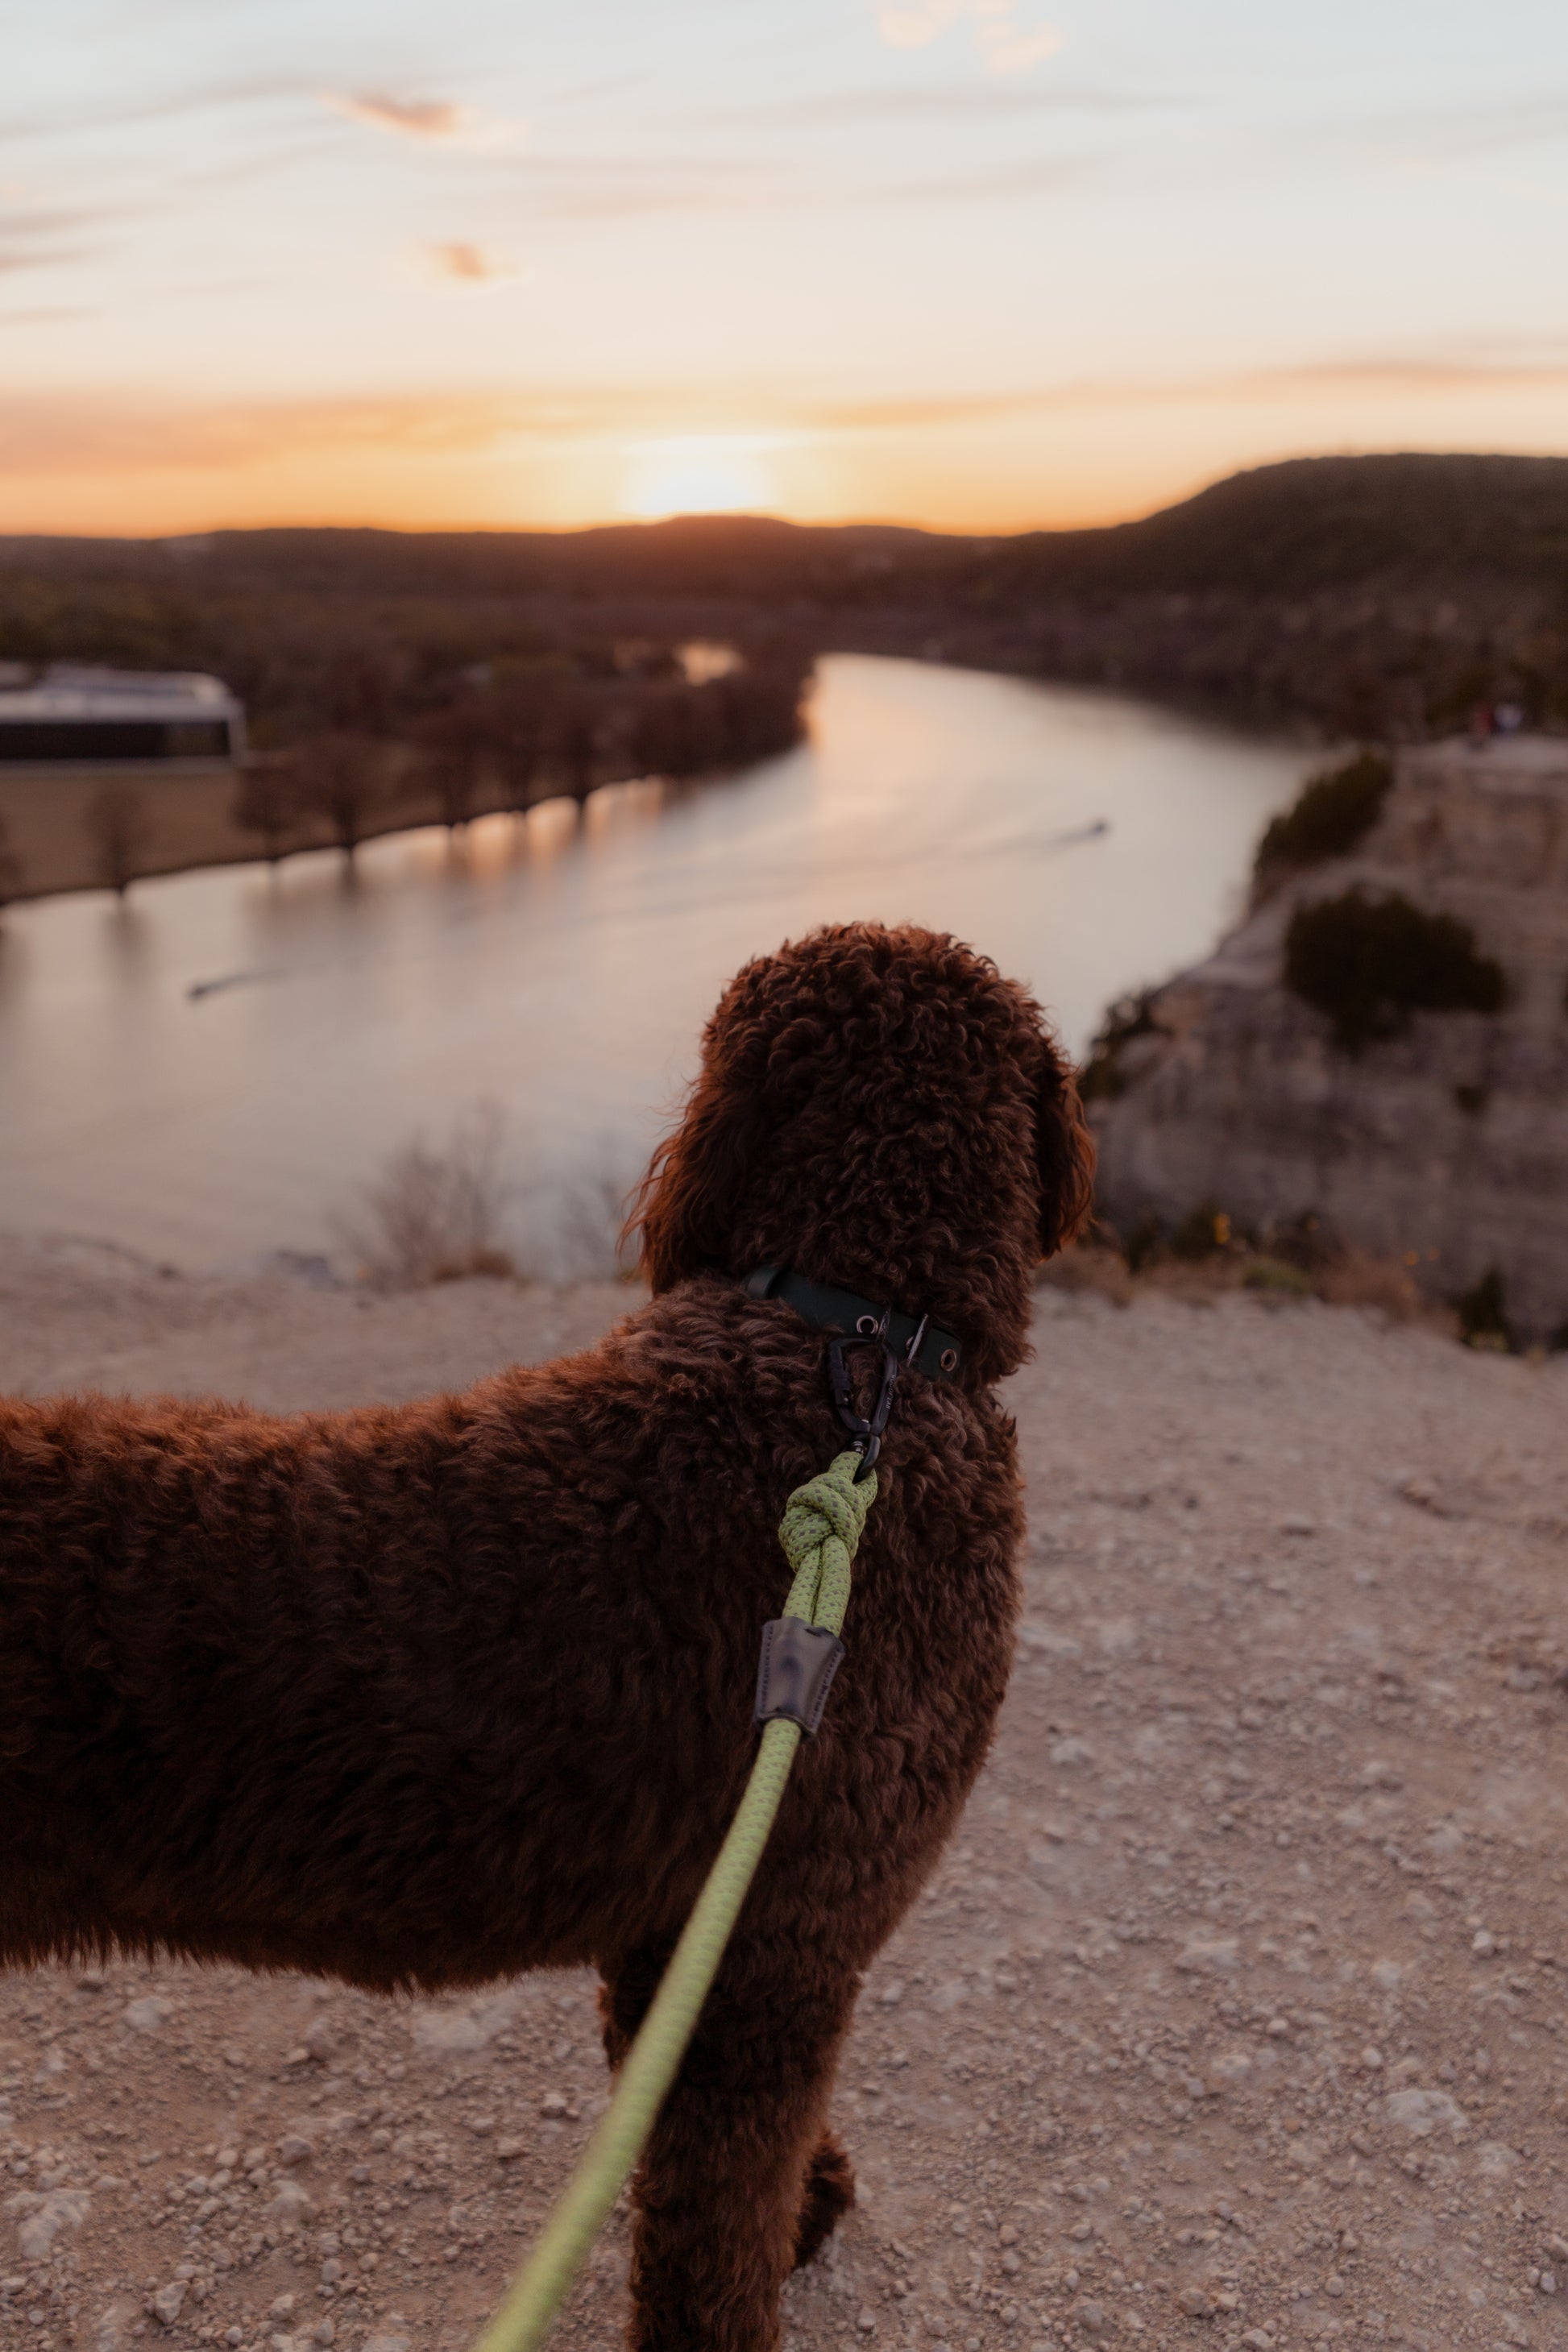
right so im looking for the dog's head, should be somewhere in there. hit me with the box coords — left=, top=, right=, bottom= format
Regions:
left=627, top=923, right=1094, bottom=1383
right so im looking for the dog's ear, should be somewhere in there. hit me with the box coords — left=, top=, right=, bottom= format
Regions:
left=623, top=1068, right=770, bottom=1293
left=1035, top=1039, right=1096, bottom=1260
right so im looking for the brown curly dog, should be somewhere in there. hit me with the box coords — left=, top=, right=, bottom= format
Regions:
left=0, top=920, right=1093, bottom=2351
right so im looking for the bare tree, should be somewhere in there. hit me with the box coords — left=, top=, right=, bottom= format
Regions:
left=0, top=812, right=23, bottom=911
left=491, top=680, right=549, bottom=815
left=292, top=733, right=388, bottom=864
left=232, top=756, right=303, bottom=864
left=433, top=753, right=479, bottom=832
left=631, top=685, right=716, bottom=782
left=85, top=785, right=150, bottom=896
left=413, top=711, right=486, bottom=832
left=556, top=699, right=599, bottom=806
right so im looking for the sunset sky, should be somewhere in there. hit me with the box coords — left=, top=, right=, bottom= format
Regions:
left=7, top=0, right=1568, bottom=536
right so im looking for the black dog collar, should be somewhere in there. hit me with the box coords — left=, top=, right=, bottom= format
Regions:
left=743, top=1265, right=961, bottom=1381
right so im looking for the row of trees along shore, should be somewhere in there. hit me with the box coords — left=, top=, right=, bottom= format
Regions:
left=0, top=633, right=812, bottom=904
left=233, top=639, right=812, bottom=865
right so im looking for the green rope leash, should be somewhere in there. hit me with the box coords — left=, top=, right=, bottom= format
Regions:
left=472, top=1449, right=877, bottom=2352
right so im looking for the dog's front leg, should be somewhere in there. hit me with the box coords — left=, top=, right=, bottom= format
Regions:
left=602, top=1927, right=857, bottom=2352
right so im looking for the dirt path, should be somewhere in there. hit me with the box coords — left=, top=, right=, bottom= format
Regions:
left=3, top=1242, right=1567, bottom=2352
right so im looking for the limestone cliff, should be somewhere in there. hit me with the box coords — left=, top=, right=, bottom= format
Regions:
left=1089, top=736, right=1568, bottom=1341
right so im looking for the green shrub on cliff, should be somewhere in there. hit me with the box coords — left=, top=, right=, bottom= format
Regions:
left=1241, top=1255, right=1314, bottom=1297
left=1284, top=888, right=1506, bottom=1052
left=1454, top=1266, right=1513, bottom=1351
left=1253, top=751, right=1393, bottom=896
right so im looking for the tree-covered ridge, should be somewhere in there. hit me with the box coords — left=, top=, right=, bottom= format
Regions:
left=5, top=451, right=1568, bottom=738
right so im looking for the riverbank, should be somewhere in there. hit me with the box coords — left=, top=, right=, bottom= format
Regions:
left=0, top=644, right=809, bottom=906
left=0, top=758, right=599, bottom=906
left=5, top=1238, right=1567, bottom=2352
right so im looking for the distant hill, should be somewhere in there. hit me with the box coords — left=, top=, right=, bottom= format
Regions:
left=5, top=453, right=1568, bottom=738
left=993, top=451, right=1568, bottom=597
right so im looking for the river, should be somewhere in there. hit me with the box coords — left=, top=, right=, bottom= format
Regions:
left=0, top=654, right=1317, bottom=1275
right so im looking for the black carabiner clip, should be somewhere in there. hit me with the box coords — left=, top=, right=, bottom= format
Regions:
left=827, top=1309, right=905, bottom=1483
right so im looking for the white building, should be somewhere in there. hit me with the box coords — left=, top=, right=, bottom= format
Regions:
left=0, top=666, right=246, bottom=765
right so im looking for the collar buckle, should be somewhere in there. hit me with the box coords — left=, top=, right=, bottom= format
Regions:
left=742, top=1266, right=961, bottom=1382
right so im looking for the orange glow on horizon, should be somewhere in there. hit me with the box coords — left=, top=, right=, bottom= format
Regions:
left=6, top=376, right=1568, bottom=544
left=618, top=434, right=786, bottom=520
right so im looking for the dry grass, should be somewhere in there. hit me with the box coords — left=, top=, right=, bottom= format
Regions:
left=1041, top=1229, right=1458, bottom=1335
left=1035, top=1234, right=1134, bottom=1305
left=1317, top=1246, right=1449, bottom=1326
left=335, top=1104, right=519, bottom=1289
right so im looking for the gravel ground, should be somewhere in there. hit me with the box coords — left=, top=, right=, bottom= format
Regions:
left=3, top=1238, right=1568, bottom=2352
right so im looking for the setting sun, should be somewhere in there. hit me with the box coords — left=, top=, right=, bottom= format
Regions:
left=620, top=435, right=780, bottom=521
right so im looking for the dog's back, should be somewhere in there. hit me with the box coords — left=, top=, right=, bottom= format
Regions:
left=0, top=1276, right=1018, bottom=1989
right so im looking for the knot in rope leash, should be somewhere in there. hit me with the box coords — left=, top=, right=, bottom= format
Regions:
left=777, top=1451, right=876, bottom=1635
left=472, top=1448, right=877, bottom=2352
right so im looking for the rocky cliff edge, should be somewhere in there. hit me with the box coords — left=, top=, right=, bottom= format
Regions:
left=1089, top=735, right=1568, bottom=1342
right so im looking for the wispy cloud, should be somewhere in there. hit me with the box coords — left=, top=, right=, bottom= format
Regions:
left=321, top=92, right=525, bottom=151
left=1238, top=351, right=1568, bottom=396
left=10, top=343, right=1567, bottom=483
left=886, top=156, right=1088, bottom=201
left=720, top=83, right=1190, bottom=127
left=0, top=302, right=98, bottom=326
left=0, top=72, right=307, bottom=143
left=0, top=203, right=115, bottom=276
left=873, top=0, right=1063, bottom=75
left=1355, top=89, right=1568, bottom=166
left=807, top=349, right=1568, bottom=433
left=323, top=93, right=464, bottom=138
left=508, top=156, right=768, bottom=222
left=491, top=143, right=1090, bottom=223
left=0, top=388, right=647, bottom=476
left=0, top=384, right=844, bottom=479
left=420, top=240, right=517, bottom=285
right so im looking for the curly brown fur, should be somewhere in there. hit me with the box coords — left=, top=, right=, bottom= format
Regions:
left=793, top=2130, right=857, bottom=2268
left=0, top=922, right=1091, bottom=2352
